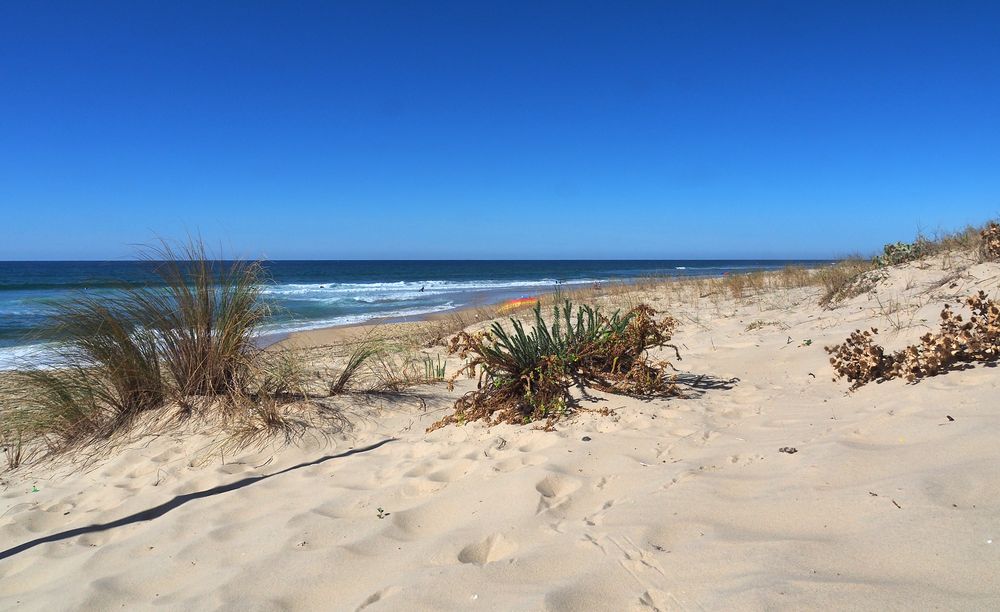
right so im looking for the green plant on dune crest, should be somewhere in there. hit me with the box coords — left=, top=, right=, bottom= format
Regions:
left=872, top=239, right=931, bottom=268
left=815, top=220, right=1000, bottom=308
left=429, top=301, right=681, bottom=430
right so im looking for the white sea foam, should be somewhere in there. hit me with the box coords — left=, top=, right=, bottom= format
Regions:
left=1, top=300, right=463, bottom=369
left=258, top=278, right=596, bottom=301
left=258, top=301, right=459, bottom=336
left=0, top=342, right=66, bottom=371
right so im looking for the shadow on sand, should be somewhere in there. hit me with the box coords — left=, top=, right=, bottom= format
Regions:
left=672, top=372, right=740, bottom=397
left=0, top=438, right=396, bottom=562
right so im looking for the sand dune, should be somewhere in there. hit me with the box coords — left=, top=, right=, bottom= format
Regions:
left=2, top=254, right=999, bottom=610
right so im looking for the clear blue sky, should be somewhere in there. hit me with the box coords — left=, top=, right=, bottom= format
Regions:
left=2, top=1, right=998, bottom=260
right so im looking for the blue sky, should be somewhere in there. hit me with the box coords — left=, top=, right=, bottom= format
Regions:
left=2, top=1, right=998, bottom=260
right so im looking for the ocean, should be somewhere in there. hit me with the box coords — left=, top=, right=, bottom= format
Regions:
left=0, top=259, right=827, bottom=369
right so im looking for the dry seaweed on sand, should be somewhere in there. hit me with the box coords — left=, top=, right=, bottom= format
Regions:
left=428, top=301, right=682, bottom=431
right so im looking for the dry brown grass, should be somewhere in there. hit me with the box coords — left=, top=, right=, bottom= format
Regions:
left=815, top=257, right=880, bottom=305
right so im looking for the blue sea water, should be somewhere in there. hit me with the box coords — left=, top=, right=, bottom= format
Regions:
left=0, top=259, right=827, bottom=369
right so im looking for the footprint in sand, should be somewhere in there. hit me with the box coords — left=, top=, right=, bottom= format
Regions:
left=518, top=436, right=558, bottom=453
left=457, top=532, right=518, bottom=566
left=397, top=478, right=446, bottom=498
left=19, top=505, right=74, bottom=535
left=403, top=462, right=433, bottom=478
left=535, top=474, right=582, bottom=514
left=493, top=454, right=547, bottom=473
left=208, top=522, right=244, bottom=542
left=427, top=458, right=477, bottom=483
left=584, top=499, right=622, bottom=526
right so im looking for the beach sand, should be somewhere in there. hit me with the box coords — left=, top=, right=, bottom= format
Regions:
left=1, top=253, right=998, bottom=610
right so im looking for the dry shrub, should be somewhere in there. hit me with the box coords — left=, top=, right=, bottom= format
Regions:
left=429, top=301, right=681, bottom=430
left=981, top=222, right=1000, bottom=260
left=893, top=292, right=1000, bottom=380
left=581, top=304, right=681, bottom=395
left=824, top=328, right=896, bottom=389
left=826, top=291, right=1000, bottom=389
left=777, top=265, right=813, bottom=288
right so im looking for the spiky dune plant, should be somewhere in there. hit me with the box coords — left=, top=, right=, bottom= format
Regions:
left=431, top=301, right=680, bottom=430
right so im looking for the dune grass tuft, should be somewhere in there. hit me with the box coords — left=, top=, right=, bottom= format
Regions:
left=4, top=293, right=168, bottom=451
left=329, top=343, right=379, bottom=394
left=129, top=240, right=269, bottom=403
left=0, top=238, right=331, bottom=466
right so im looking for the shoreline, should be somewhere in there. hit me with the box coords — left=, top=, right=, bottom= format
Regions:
left=2, top=262, right=832, bottom=367
left=271, top=266, right=821, bottom=350
left=3, top=266, right=826, bottom=367
left=271, top=284, right=568, bottom=349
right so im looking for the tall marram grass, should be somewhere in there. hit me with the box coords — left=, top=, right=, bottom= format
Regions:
left=131, top=240, right=268, bottom=401
left=3, top=294, right=169, bottom=454
left=0, top=239, right=311, bottom=465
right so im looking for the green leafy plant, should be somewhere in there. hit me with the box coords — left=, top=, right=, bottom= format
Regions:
left=429, top=301, right=681, bottom=430
left=872, top=239, right=931, bottom=268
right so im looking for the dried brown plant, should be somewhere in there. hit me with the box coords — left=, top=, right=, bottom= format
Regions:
left=827, top=292, right=1000, bottom=389
left=981, top=222, right=1000, bottom=261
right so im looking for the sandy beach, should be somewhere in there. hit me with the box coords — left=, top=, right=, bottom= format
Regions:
left=5, top=3, right=999, bottom=609
left=1, top=249, right=997, bottom=610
